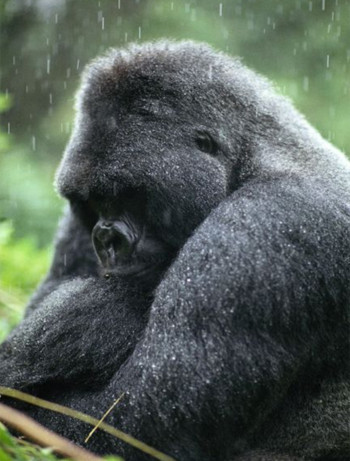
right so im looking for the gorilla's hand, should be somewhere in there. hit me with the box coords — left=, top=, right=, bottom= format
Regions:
left=0, top=277, right=150, bottom=391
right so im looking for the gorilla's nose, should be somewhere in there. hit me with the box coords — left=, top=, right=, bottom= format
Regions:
left=92, top=218, right=137, bottom=268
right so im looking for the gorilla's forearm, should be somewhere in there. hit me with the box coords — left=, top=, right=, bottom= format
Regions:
left=79, top=178, right=349, bottom=459
left=0, top=277, right=151, bottom=391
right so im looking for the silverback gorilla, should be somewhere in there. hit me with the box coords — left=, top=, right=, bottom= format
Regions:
left=1, top=41, right=350, bottom=461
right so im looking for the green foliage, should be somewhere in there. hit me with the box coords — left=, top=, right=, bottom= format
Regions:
left=0, top=423, right=123, bottom=461
left=0, top=221, right=52, bottom=340
left=0, top=423, right=68, bottom=461
left=0, top=221, right=51, bottom=292
left=0, top=148, right=63, bottom=246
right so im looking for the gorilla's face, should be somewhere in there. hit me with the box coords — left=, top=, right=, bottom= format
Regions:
left=89, top=190, right=176, bottom=279
left=56, top=45, right=242, bottom=278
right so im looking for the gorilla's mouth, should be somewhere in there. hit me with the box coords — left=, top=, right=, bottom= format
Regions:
left=71, top=188, right=178, bottom=278
left=92, top=215, right=175, bottom=277
left=90, top=201, right=177, bottom=278
left=92, top=214, right=140, bottom=270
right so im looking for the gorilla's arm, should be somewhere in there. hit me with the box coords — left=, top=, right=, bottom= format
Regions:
left=1, top=178, right=348, bottom=459
left=25, top=207, right=98, bottom=315
left=78, top=177, right=349, bottom=459
left=0, top=277, right=150, bottom=391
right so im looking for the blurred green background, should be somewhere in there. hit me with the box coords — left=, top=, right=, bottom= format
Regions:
left=1, top=0, right=350, bottom=335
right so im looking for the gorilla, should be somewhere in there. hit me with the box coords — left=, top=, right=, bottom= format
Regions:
left=0, top=40, right=350, bottom=461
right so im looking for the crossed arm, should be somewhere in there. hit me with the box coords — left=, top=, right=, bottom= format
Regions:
left=0, top=178, right=348, bottom=460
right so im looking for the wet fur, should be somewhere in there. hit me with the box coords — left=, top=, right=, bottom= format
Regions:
left=1, top=41, right=350, bottom=460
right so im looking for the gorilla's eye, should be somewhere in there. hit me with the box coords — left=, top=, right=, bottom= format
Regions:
left=195, top=132, right=218, bottom=156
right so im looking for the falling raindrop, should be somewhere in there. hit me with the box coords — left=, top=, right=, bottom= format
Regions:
left=32, top=136, right=36, bottom=151
left=208, top=64, right=212, bottom=80
left=219, top=3, right=223, bottom=17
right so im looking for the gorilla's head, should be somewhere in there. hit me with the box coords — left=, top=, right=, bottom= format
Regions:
left=55, top=40, right=296, bottom=278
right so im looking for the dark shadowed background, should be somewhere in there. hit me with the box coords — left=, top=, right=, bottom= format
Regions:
left=0, top=0, right=349, bottom=335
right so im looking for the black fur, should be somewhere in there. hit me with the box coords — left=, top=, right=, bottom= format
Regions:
left=1, top=41, right=350, bottom=461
